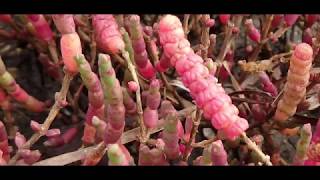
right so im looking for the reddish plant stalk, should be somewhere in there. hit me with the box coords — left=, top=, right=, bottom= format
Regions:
left=52, top=15, right=76, bottom=34
left=0, top=57, right=46, bottom=112
left=98, top=54, right=125, bottom=144
left=161, top=100, right=180, bottom=160
left=143, top=79, right=161, bottom=129
left=127, top=15, right=156, bottom=80
left=44, top=127, right=78, bottom=147
left=92, top=15, right=125, bottom=54
left=27, top=14, right=53, bottom=42
left=61, top=32, right=83, bottom=73
left=75, top=54, right=105, bottom=145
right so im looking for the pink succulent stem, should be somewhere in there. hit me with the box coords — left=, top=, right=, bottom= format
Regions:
left=127, top=15, right=156, bottom=79
left=161, top=100, right=181, bottom=160
left=211, top=140, right=228, bottom=166
left=27, top=14, right=53, bottom=42
left=0, top=57, right=46, bottom=112
left=98, top=54, right=125, bottom=144
left=52, top=14, right=76, bottom=34
left=75, top=54, right=105, bottom=145
left=158, top=15, right=248, bottom=140
left=60, top=32, right=83, bottom=73
left=143, top=79, right=161, bottom=128
left=93, top=15, right=125, bottom=54
left=284, top=14, right=300, bottom=26
left=259, top=71, right=278, bottom=97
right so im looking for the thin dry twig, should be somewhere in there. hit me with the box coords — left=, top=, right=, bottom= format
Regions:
left=216, top=16, right=243, bottom=63
left=122, top=50, right=148, bottom=143
left=183, top=14, right=191, bottom=35
left=9, top=71, right=73, bottom=165
left=182, top=109, right=202, bottom=161
left=241, top=133, right=272, bottom=166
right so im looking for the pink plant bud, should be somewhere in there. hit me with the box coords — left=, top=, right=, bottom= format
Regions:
left=259, top=71, right=278, bottom=97
left=52, top=14, right=76, bottom=34
left=251, top=104, right=267, bottom=123
left=61, top=33, right=82, bottom=73
left=93, top=15, right=125, bottom=54
left=245, top=19, right=261, bottom=43
left=27, top=14, right=53, bottom=41
left=146, top=79, right=161, bottom=110
left=272, top=15, right=283, bottom=28
left=122, top=88, right=137, bottom=115
left=44, top=127, right=78, bottom=147
left=128, top=81, right=138, bottom=92
left=44, top=136, right=64, bottom=147
left=303, top=28, right=313, bottom=46
left=163, top=116, right=180, bottom=160
left=15, top=132, right=26, bottom=149
left=45, top=128, right=61, bottom=138
left=19, top=149, right=41, bottom=165
left=219, top=14, right=231, bottom=25
left=143, top=107, right=158, bottom=128
left=0, top=15, right=13, bottom=24
left=205, top=19, right=215, bottom=28
left=305, top=15, right=318, bottom=27
left=108, top=144, right=134, bottom=166
left=211, top=140, right=228, bottom=165
left=284, top=14, right=300, bottom=26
